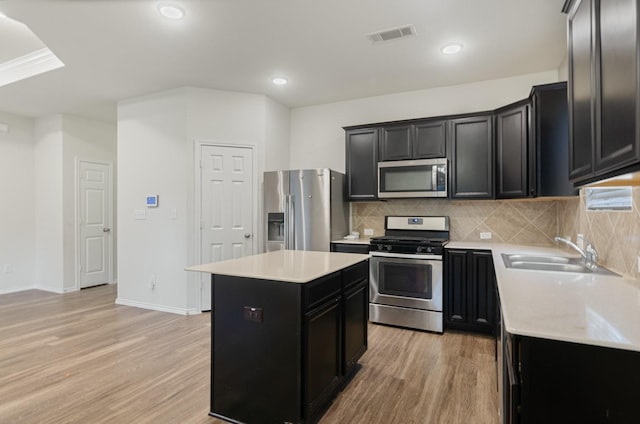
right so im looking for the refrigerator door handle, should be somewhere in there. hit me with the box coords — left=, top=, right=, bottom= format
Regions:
left=285, top=194, right=295, bottom=249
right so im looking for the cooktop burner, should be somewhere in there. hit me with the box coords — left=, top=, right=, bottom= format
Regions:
left=369, top=216, right=450, bottom=255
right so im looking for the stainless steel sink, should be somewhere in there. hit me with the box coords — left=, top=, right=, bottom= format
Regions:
left=501, top=253, right=619, bottom=276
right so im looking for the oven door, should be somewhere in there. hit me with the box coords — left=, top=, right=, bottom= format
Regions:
left=369, top=253, right=443, bottom=312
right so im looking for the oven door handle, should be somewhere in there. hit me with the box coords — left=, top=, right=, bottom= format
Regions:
left=370, top=252, right=442, bottom=260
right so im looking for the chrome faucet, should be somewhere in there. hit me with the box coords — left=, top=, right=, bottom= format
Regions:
left=554, top=236, right=599, bottom=270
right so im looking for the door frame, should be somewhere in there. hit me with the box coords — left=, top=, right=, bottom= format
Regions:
left=75, top=158, right=114, bottom=291
left=194, top=141, right=258, bottom=312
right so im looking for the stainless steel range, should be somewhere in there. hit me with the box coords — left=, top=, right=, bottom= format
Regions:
left=369, top=215, right=449, bottom=333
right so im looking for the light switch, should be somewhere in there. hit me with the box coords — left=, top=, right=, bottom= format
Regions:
left=134, top=209, right=146, bottom=220
left=171, top=208, right=177, bottom=219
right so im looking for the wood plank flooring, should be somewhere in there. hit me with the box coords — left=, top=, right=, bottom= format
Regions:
left=0, top=285, right=498, bottom=423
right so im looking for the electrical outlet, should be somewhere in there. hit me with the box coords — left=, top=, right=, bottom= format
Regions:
left=364, top=228, right=374, bottom=236
left=480, top=232, right=492, bottom=240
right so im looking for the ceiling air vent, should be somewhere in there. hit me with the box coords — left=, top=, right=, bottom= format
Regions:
left=367, top=25, right=416, bottom=44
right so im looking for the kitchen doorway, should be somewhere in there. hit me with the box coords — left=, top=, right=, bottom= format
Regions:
left=76, top=159, right=113, bottom=289
left=196, top=143, right=255, bottom=311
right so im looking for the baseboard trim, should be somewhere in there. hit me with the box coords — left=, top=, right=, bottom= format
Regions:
left=115, top=298, right=198, bottom=315
left=0, top=285, right=37, bottom=295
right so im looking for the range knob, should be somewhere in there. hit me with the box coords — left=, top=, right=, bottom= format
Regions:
left=416, top=246, right=423, bottom=253
left=377, top=244, right=384, bottom=251
left=385, top=245, right=392, bottom=251
left=427, top=247, right=433, bottom=253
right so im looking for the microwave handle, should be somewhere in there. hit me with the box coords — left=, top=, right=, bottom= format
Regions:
left=432, top=165, right=437, bottom=191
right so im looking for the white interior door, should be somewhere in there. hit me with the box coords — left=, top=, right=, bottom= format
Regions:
left=200, top=145, right=254, bottom=310
left=78, top=161, right=111, bottom=289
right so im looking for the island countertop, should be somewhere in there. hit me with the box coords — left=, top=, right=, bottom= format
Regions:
left=186, top=249, right=370, bottom=283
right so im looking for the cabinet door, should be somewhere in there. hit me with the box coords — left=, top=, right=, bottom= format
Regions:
left=345, top=128, right=378, bottom=200
left=414, top=120, right=447, bottom=159
left=380, top=125, right=412, bottom=161
left=304, top=297, right=342, bottom=420
left=568, top=0, right=595, bottom=181
left=343, top=281, right=368, bottom=376
left=450, top=115, right=494, bottom=199
left=595, top=0, right=640, bottom=173
left=468, top=251, right=496, bottom=329
left=533, top=83, right=578, bottom=197
left=445, top=249, right=468, bottom=325
left=496, top=104, right=529, bottom=198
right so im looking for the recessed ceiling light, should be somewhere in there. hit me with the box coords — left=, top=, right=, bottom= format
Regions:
left=272, top=77, right=288, bottom=86
left=441, top=43, right=463, bottom=55
left=158, top=3, right=185, bottom=20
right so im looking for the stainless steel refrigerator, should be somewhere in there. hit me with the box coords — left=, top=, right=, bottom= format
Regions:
left=264, top=169, right=348, bottom=252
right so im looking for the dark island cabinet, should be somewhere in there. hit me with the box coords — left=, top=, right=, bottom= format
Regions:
left=345, top=127, right=378, bottom=200
left=449, top=115, right=494, bottom=199
left=565, top=0, right=640, bottom=184
left=341, top=260, right=369, bottom=376
left=210, top=259, right=369, bottom=424
left=379, top=119, right=447, bottom=161
left=445, top=249, right=496, bottom=334
left=495, top=101, right=530, bottom=198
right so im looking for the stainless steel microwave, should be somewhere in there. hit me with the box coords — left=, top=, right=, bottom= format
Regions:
left=378, top=158, right=447, bottom=198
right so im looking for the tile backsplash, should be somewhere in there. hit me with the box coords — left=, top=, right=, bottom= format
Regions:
left=352, top=192, right=640, bottom=280
left=352, top=199, right=559, bottom=246
left=558, top=187, right=640, bottom=280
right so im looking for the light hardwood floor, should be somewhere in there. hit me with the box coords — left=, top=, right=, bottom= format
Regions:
left=0, top=285, right=498, bottom=424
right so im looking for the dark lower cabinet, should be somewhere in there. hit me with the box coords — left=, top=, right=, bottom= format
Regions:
left=503, top=334, right=640, bottom=424
left=450, top=115, right=494, bottom=199
left=210, top=260, right=369, bottom=424
left=445, top=249, right=496, bottom=333
left=330, top=242, right=370, bottom=254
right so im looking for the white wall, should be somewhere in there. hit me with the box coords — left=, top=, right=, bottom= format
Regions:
left=0, top=112, right=36, bottom=294
left=61, top=115, right=117, bottom=291
left=289, top=70, right=560, bottom=171
left=117, top=88, right=190, bottom=313
left=34, top=115, right=64, bottom=292
left=117, top=87, right=289, bottom=314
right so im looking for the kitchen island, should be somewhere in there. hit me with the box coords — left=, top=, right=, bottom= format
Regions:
left=187, top=250, right=370, bottom=424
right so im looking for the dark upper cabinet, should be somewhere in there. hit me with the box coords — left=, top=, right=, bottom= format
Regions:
left=345, top=127, right=378, bottom=201
left=379, top=119, right=447, bottom=161
left=495, top=101, right=530, bottom=199
left=444, top=249, right=496, bottom=334
left=566, top=0, right=640, bottom=184
left=595, top=0, right=640, bottom=172
left=567, top=0, right=594, bottom=181
left=413, top=120, right=447, bottom=158
left=450, top=115, right=494, bottom=199
left=379, top=125, right=412, bottom=161
left=531, top=82, right=578, bottom=197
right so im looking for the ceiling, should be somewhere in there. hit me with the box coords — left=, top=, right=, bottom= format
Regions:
left=0, top=0, right=568, bottom=124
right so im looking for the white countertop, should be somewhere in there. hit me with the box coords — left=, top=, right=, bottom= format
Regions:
left=447, top=242, right=640, bottom=352
left=331, top=237, right=371, bottom=245
left=186, top=250, right=369, bottom=283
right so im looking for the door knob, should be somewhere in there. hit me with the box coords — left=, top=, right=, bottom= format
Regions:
left=244, top=233, right=251, bottom=238
left=103, top=228, right=111, bottom=233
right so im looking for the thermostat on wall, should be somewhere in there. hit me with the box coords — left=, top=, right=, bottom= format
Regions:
left=146, top=195, right=159, bottom=208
